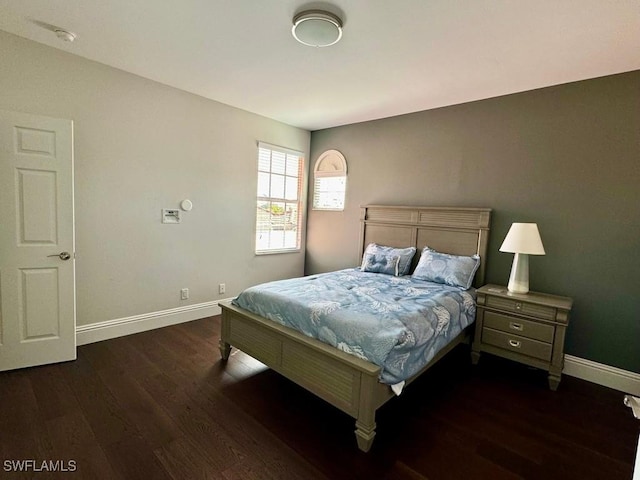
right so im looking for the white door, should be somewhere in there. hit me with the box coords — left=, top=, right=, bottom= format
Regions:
left=0, top=110, right=75, bottom=371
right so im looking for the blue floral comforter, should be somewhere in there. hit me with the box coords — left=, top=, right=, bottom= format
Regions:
left=232, top=268, right=476, bottom=385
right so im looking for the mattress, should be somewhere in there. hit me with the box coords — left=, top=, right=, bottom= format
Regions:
left=232, top=268, right=476, bottom=385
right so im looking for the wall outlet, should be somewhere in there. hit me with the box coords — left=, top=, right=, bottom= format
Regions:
left=181, top=288, right=189, bottom=300
left=218, top=283, right=226, bottom=295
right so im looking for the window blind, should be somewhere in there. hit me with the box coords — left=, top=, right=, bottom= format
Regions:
left=256, top=142, right=304, bottom=254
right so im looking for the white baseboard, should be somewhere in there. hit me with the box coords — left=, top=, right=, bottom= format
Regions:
left=76, top=299, right=234, bottom=346
left=564, top=354, right=640, bottom=396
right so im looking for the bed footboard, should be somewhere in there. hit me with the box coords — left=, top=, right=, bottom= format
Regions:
left=219, top=301, right=471, bottom=452
left=220, top=301, right=382, bottom=451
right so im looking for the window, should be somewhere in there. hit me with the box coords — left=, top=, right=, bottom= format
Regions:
left=256, top=142, right=303, bottom=254
left=312, top=150, right=347, bottom=211
left=314, top=176, right=347, bottom=211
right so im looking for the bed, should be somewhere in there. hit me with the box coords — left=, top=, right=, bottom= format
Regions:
left=219, top=205, right=491, bottom=451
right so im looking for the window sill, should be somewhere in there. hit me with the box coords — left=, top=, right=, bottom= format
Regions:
left=255, top=248, right=301, bottom=256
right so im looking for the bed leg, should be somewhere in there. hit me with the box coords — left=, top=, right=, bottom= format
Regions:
left=355, top=372, right=377, bottom=452
left=470, top=350, right=480, bottom=365
left=219, top=339, right=231, bottom=361
left=355, top=420, right=376, bottom=452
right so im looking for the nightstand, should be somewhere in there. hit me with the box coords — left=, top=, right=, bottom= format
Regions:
left=471, top=284, right=573, bottom=390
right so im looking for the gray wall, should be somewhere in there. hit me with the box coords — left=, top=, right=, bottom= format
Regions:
left=0, top=31, right=310, bottom=326
left=307, top=71, right=640, bottom=373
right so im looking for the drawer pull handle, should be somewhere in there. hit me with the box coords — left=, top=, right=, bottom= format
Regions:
left=508, top=340, right=521, bottom=348
left=509, top=322, right=523, bottom=331
left=515, top=302, right=523, bottom=310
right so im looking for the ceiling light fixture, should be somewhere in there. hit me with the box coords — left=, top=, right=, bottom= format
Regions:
left=292, top=10, right=342, bottom=47
left=54, top=29, right=76, bottom=42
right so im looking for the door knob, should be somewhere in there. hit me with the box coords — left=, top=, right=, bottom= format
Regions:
left=47, top=251, right=71, bottom=261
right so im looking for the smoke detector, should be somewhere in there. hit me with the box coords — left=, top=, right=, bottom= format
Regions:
left=54, top=29, right=76, bottom=42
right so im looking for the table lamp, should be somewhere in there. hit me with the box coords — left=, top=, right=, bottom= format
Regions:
left=499, top=223, right=545, bottom=294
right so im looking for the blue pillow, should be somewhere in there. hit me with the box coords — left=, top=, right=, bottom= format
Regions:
left=412, top=247, right=480, bottom=289
left=361, top=253, right=400, bottom=275
left=361, top=243, right=416, bottom=276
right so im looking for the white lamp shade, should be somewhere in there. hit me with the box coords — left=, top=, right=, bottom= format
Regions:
left=499, top=223, right=545, bottom=255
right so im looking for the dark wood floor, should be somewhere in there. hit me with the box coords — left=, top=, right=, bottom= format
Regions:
left=0, top=316, right=637, bottom=479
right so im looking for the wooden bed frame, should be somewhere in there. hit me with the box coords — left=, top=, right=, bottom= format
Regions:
left=219, top=205, right=491, bottom=452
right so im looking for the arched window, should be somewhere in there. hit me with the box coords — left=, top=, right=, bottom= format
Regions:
left=312, top=150, right=347, bottom=211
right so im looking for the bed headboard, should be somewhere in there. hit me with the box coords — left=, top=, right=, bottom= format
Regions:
left=359, top=205, right=492, bottom=286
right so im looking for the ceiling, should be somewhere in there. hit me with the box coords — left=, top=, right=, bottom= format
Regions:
left=1, top=1, right=639, bottom=131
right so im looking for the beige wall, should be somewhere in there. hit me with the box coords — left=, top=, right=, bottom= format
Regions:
left=307, top=71, right=640, bottom=373
left=0, top=31, right=310, bottom=326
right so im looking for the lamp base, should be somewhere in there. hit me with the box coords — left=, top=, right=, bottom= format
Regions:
left=507, top=253, right=529, bottom=294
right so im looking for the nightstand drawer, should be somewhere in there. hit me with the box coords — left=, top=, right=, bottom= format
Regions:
left=482, top=327, right=552, bottom=362
left=485, top=296, right=556, bottom=321
left=483, top=311, right=554, bottom=343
